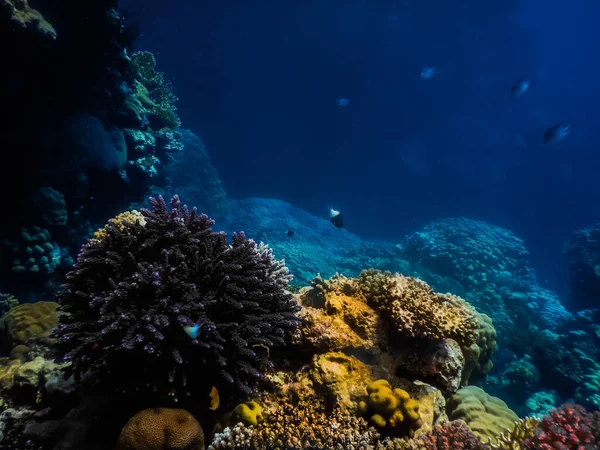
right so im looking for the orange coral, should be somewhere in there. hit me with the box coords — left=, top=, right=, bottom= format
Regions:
left=116, top=408, right=205, bottom=450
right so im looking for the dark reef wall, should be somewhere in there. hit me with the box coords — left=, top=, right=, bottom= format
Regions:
left=0, top=0, right=228, bottom=301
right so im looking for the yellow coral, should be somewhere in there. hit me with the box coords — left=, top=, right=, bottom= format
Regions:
left=90, top=210, right=146, bottom=244
left=490, top=417, right=539, bottom=450
left=116, top=408, right=204, bottom=450
left=0, top=301, right=59, bottom=346
left=359, top=379, right=422, bottom=437
left=447, top=386, right=519, bottom=444
left=231, top=401, right=264, bottom=427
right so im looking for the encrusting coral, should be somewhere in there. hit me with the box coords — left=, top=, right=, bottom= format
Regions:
left=53, top=195, right=301, bottom=403
left=116, top=408, right=205, bottom=450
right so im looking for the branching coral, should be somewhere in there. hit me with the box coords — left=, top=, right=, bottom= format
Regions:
left=377, top=420, right=487, bottom=450
left=521, top=403, right=599, bottom=449
left=53, top=195, right=300, bottom=402
left=131, top=51, right=180, bottom=130
left=489, top=417, right=539, bottom=450
left=209, top=400, right=379, bottom=449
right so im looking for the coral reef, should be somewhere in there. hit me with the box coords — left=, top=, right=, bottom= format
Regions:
left=522, top=403, right=599, bottom=449
left=378, top=420, right=488, bottom=450
left=53, top=195, right=301, bottom=402
left=401, top=218, right=533, bottom=291
left=564, top=222, right=600, bottom=309
left=490, top=417, right=539, bottom=450
left=1, top=0, right=56, bottom=38
left=1, top=226, right=62, bottom=275
left=131, top=51, right=181, bottom=130
left=116, top=408, right=204, bottom=450
left=208, top=400, right=380, bottom=449
left=31, top=187, right=68, bottom=226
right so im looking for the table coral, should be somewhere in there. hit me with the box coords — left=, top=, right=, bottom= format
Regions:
left=53, top=195, right=301, bottom=403
left=116, top=408, right=204, bottom=450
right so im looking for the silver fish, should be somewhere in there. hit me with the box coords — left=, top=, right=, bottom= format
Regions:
left=543, top=123, right=571, bottom=144
left=511, top=76, right=532, bottom=97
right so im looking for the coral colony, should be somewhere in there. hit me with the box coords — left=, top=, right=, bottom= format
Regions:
left=54, top=196, right=301, bottom=402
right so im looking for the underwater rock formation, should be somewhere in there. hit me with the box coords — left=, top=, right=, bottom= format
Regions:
left=148, top=130, right=230, bottom=220
left=53, top=195, right=301, bottom=403
left=565, top=222, right=600, bottom=310
left=223, top=198, right=410, bottom=287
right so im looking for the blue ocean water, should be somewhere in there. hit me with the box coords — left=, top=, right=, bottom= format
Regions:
left=1, top=0, right=600, bottom=448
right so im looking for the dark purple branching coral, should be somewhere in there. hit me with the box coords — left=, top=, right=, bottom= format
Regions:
left=53, top=195, right=300, bottom=402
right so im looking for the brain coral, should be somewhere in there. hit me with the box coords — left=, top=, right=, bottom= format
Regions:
left=446, top=386, right=519, bottom=444
left=116, top=408, right=204, bottom=450
left=53, top=195, right=300, bottom=402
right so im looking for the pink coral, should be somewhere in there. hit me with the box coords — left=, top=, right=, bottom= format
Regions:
left=522, top=403, right=598, bottom=450
left=407, top=420, right=487, bottom=450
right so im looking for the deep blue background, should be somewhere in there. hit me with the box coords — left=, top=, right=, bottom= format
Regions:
left=121, top=0, right=600, bottom=301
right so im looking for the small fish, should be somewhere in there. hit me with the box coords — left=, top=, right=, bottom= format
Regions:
left=183, top=318, right=205, bottom=339
left=336, top=97, right=349, bottom=107
left=329, top=208, right=343, bottom=229
left=543, top=123, right=571, bottom=144
left=209, top=386, right=220, bottom=410
left=511, top=76, right=532, bottom=97
left=286, top=229, right=294, bottom=237
left=420, top=66, right=438, bottom=80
